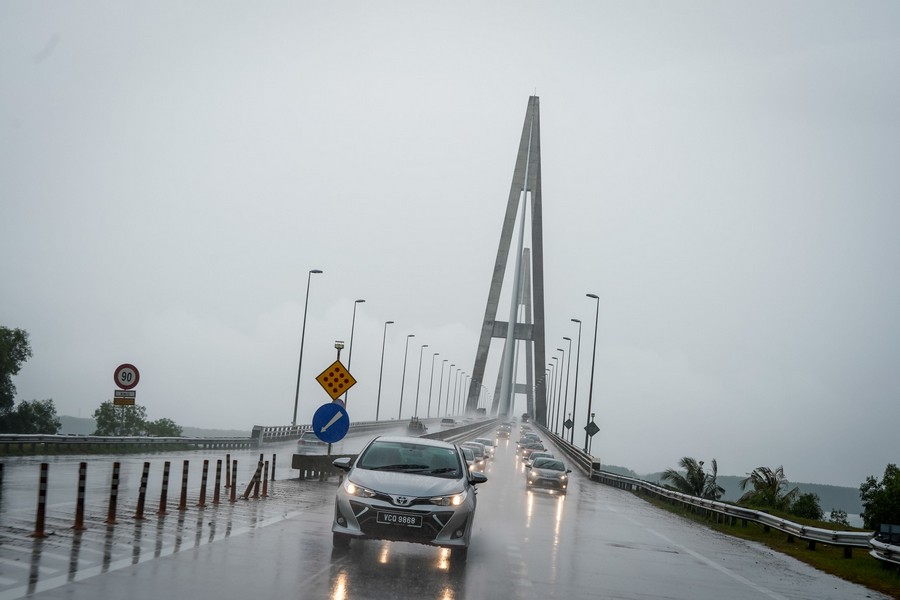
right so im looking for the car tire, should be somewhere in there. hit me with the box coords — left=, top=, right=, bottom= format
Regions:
left=333, top=532, right=351, bottom=549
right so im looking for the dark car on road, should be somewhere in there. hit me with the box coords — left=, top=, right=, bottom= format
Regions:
left=526, top=457, right=571, bottom=493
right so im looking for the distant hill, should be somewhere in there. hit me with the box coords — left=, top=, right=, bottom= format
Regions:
left=58, top=415, right=250, bottom=439
left=639, top=471, right=862, bottom=514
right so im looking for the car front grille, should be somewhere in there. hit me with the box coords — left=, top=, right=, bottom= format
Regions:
left=349, top=501, right=454, bottom=542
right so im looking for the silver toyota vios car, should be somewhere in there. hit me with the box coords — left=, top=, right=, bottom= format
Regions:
left=332, top=435, right=488, bottom=562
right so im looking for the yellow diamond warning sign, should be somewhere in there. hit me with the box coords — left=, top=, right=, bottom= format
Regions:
left=316, top=360, right=356, bottom=401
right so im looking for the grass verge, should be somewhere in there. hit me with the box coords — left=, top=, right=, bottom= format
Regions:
left=637, top=492, right=900, bottom=598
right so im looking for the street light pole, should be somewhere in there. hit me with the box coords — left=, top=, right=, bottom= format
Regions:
left=570, top=318, right=583, bottom=445
left=562, top=336, right=572, bottom=437
left=413, top=344, right=428, bottom=417
left=397, top=334, right=415, bottom=420
left=437, top=359, right=448, bottom=416
left=555, top=347, right=566, bottom=433
left=445, top=364, right=455, bottom=416
left=585, top=293, right=601, bottom=453
left=343, top=299, right=366, bottom=406
left=549, top=359, right=558, bottom=430
left=292, top=268, right=323, bottom=426
left=375, top=320, right=394, bottom=421
left=426, top=352, right=439, bottom=417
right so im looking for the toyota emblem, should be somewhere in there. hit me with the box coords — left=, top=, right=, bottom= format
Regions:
left=396, top=496, right=408, bottom=505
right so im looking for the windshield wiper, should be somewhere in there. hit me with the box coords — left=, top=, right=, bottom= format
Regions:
left=428, top=467, right=458, bottom=475
left=370, top=463, right=430, bottom=471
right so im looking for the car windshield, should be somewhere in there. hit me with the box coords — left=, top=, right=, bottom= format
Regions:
left=474, top=438, right=494, bottom=447
left=461, top=448, right=474, bottom=460
left=358, top=441, right=462, bottom=477
left=532, top=458, right=565, bottom=471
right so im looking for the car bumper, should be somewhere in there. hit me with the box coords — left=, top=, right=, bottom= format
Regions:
left=332, top=494, right=475, bottom=548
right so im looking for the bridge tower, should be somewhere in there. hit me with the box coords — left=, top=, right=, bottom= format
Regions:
left=464, top=96, right=547, bottom=424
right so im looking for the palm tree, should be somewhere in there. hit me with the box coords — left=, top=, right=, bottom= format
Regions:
left=738, top=465, right=799, bottom=510
left=661, top=457, right=725, bottom=500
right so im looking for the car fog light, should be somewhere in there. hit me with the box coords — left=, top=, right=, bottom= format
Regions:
left=454, top=530, right=464, bottom=538
left=337, top=516, right=346, bottom=525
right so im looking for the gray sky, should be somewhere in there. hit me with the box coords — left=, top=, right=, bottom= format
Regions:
left=3, top=2, right=898, bottom=488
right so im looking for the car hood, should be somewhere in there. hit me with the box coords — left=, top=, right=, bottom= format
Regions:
left=350, top=469, right=465, bottom=497
left=533, top=467, right=565, bottom=477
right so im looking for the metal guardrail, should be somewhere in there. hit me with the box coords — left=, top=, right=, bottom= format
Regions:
left=422, top=418, right=499, bottom=443
left=0, top=433, right=253, bottom=452
left=252, top=419, right=407, bottom=446
left=529, top=421, right=900, bottom=564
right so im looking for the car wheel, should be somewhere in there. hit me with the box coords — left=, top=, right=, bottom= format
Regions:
left=333, top=532, right=351, bottom=549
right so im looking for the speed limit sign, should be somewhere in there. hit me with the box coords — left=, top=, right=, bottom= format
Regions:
left=114, top=363, right=140, bottom=390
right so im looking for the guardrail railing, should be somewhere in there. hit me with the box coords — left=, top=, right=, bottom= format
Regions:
left=0, top=434, right=253, bottom=453
left=530, top=421, right=899, bottom=565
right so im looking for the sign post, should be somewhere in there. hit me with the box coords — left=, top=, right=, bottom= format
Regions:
left=113, top=364, right=140, bottom=435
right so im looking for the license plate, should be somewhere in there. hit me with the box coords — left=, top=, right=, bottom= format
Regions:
left=376, top=511, right=423, bottom=528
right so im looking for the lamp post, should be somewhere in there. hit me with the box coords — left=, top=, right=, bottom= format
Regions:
left=375, top=320, right=394, bottom=420
left=437, top=359, right=448, bottom=416
left=570, top=318, right=583, bottom=444
left=413, top=344, right=429, bottom=417
left=555, top=347, right=566, bottom=433
left=397, top=334, right=415, bottom=420
left=445, top=364, right=455, bottom=415
left=343, top=299, right=366, bottom=406
left=561, top=336, right=572, bottom=437
left=549, top=359, right=558, bottom=430
left=426, top=352, right=439, bottom=417
left=292, top=268, right=323, bottom=426
left=451, top=369, right=461, bottom=416
left=585, top=293, right=601, bottom=452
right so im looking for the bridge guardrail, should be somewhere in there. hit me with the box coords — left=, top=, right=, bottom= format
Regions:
left=0, top=433, right=253, bottom=453
left=530, top=421, right=898, bottom=562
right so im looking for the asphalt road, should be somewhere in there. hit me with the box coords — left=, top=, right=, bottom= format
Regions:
left=0, top=425, right=889, bottom=600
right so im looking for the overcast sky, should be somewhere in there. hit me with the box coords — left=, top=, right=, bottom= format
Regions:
left=3, top=2, right=899, bottom=488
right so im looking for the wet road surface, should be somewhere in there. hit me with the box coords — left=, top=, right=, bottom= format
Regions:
left=0, top=425, right=889, bottom=600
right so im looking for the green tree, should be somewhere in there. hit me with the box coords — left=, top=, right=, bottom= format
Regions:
left=145, top=418, right=182, bottom=437
left=738, top=465, right=800, bottom=510
left=0, top=326, right=32, bottom=413
left=859, top=463, right=900, bottom=530
left=93, top=401, right=148, bottom=435
left=0, top=399, right=61, bottom=434
left=829, top=509, right=850, bottom=527
left=661, top=457, right=725, bottom=500
left=790, top=492, right=823, bottom=520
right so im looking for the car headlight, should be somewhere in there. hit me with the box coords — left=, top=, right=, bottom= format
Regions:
left=560, top=474, right=568, bottom=480
left=343, top=480, right=376, bottom=498
left=430, top=490, right=468, bottom=506
left=528, top=470, right=538, bottom=479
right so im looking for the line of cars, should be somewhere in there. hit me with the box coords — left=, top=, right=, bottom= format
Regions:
left=516, top=424, right=571, bottom=493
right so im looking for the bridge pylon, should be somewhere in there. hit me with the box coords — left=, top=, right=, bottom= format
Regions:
left=464, top=96, right=547, bottom=424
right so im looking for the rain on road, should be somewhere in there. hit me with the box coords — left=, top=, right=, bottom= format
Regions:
left=0, top=424, right=888, bottom=600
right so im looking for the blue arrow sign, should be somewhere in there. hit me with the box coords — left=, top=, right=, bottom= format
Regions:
left=312, top=402, right=350, bottom=444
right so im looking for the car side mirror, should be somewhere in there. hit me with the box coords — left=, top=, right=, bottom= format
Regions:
left=470, top=472, right=488, bottom=485
left=566, top=469, right=572, bottom=474
left=332, top=457, right=352, bottom=472
left=525, top=464, right=532, bottom=469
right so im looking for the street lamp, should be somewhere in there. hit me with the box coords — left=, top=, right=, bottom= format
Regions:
left=555, top=347, right=566, bottom=433
left=397, top=334, right=415, bottom=420
left=561, top=336, right=572, bottom=437
left=413, top=344, right=429, bottom=417
left=344, top=299, right=366, bottom=406
left=426, top=352, right=439, bottom=417
left=570, top=318, right=583, bottom=445
left=445, top=364, right=456, bottom=415
left=549, top=359, right=558, bottom=429
left=437, top=359, right=448, bottom=417
left=375, top=320, right=394, bottom=420
left=292, top=268, right=323, bottom=426
left=585, top=293, right=600, bottom=453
